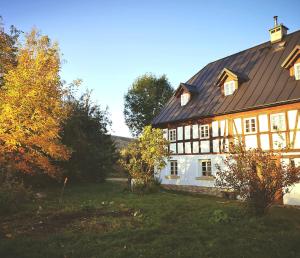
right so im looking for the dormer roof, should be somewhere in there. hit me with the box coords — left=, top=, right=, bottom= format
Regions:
left=215, top=68, right=248, bottom=87
left=281, top=45, right=300, bottom=69
left=174, top=82, right=198, bottom=98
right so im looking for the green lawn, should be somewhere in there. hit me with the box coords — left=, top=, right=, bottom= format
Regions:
left=1, top=182, right=300, bottom=258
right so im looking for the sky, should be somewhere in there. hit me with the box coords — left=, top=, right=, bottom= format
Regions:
left=1, top=0, right=300, bottom=137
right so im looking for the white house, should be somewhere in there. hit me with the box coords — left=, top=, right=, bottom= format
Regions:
left=152, top=17, right=300, bottom=205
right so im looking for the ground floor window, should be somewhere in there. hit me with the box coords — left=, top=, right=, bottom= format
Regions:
left=200, top=159, right=212, bottom=176
left=170, top=160, right=178, bottom=175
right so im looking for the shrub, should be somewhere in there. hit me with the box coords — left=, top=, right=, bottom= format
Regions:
left=216, top=143, right=300, bottom=216
left=119, top=126, right=169, bottom=193
left=0, top=172, right=32, bottom=215
left=209, top=209, right=231, bottom=224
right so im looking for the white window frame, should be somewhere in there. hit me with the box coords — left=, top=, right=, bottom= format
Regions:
left=199, top=159, right=212, bottom=176
left=170, top=160, right=178, bottom=176
left=270, top=113, right=286, bottom=132
left=244, top=117, right=257, bottom=134
left=181, top=93, right=190, bottom=106
left=199, top=124, right=210, bottom=139
left=169, top=129, right=176, bottom=142
left=224, top=81, right=235, bottom=96
left=294, top=63, right=300, bottom=80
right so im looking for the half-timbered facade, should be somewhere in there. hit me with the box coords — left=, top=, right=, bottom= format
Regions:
left=152, top=18, right=300, bottom=205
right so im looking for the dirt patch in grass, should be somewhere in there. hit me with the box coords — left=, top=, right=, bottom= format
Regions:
left=0, top=207, right=140, bottom=238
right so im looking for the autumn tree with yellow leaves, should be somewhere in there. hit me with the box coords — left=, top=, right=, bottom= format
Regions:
left=0, top=29, right=70, bottom=178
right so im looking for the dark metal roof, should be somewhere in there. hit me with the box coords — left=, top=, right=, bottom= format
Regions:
left=152, top=30, right=300, bottom=126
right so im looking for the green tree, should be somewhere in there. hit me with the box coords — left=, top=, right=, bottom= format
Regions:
left=216, top=143, right=300, bottom=216
left=124, top=74, right=173, bottom=136
left=119, top=126, right=169, bottom=192
left=61, top=90, right=117, bottom=182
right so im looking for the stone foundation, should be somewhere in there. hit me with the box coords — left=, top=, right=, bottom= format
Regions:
left=161, top=184, right=223, bottom=197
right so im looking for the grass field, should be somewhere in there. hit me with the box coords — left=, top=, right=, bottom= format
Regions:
left=1, top=182, right=300, bottom=258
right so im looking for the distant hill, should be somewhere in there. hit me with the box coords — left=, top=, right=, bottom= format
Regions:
left=111, top=135, right=135, bottom=151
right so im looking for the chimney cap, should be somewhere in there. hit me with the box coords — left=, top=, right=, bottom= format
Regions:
left=273, top=16, right=278, bottom=27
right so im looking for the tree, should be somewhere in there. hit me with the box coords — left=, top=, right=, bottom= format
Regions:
left=216, top=143, right=300, bottom=215
left=124, top=74, right=173, bottom=136
left=0, top=29, right=70, bottom=178
left=0, top=17, right=21, bottom=86
left=61, top=90, right=117, bottom=182
left=119, top=126, right=169, bottom=191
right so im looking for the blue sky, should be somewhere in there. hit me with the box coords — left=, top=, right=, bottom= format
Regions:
left=1, top=0, right=300, bottom=137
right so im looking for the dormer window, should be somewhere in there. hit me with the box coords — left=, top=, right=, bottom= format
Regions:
left=295, top=63, right=300, bottom=80
left=281, top=45, right=300, bottom=80
left=181, top=93, right=190, bottom=106
left=224, top=81, right=235, bottom=96
left=215, top=68, right=247, bottom=97
left=174, top=83, right=198, bottom=107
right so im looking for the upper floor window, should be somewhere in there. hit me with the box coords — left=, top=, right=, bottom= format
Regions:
left=169, top=129, right=176, bottom=142
left=200, top=159, right=212, bottom=176
left=270, top=113, right=286, bottom=131
left=199, top=124, right=209, bottom=139
left=170, top=160, right=178, bottom=175
left=181, top=93, right=190, bottom=106
left=295, top=63, right=300, bottom=80
left=224, top=81, right=235, bottom=96
left=244, top=117, right=256, bottom=134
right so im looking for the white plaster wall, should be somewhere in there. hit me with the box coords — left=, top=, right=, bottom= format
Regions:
left=288, top=110, right=297, bottom=129
left=192, top=124, right=199, bottom=139
left=259, top=114, right=269, bottom=132
left=213, top=139, right=219, bottom=152
left=233, top=118, right=242, bottom=135
left=193, top=141, right=199, bottom=153
left=220, top=120, right=226, bottom=136
left=163, top=129, right=168, bottom=139
left=282, top=158, right=300, bottom=206
left=201, top=140, right=210, bottom=153
left=284, top=183, right=300, bottom=206
left=170, top=143, right=176, bottom=154
left=159, top=154, right=226, bottom=187
left=272, top=133, right=286, bottom=149
left=212, top=121, right=219, bottom=137
left=290, top=131, right=300, bottom=149
left=177, top=127, right=183, bottom=141
left=185, top=142, right=191, bottom=154
left=260, top=134, right=270, bottom=150
left=245, top=135, right=257, bottom=149
left=178, top=142, right=184, bottom=154
left=185, top=126, right=191, bottom=140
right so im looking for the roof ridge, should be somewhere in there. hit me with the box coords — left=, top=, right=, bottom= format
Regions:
left=205, top=29, right=300, bottom=67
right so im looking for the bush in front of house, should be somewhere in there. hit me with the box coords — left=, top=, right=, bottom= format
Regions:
left=216, top=143, right=300, bottom=216
left=119, top=126, right=169, bottom=193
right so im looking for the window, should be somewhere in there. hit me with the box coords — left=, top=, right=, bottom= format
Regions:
left=199, top=124, right=209, bottom=139
left=181, top=93, right=190, bottom=106
left=290, top=158, right=295, bottom=168
left=244, top=117, right=256, bottom=134
left=224, top=81, right=235, bottom=96
left=270, top=113, right=286, bottom=131
left=294, top=63, right=300, bottom=80
left=169, top=129, right=176, bottom=142
left=200, top=160, right=212, bottom=176
left=170, top=160, right=178, bottom=175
